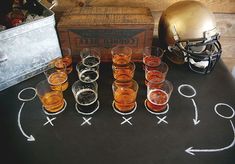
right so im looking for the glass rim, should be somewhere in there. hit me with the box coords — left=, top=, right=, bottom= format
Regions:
left=111, top=45, right=132, bottom=55
left=80, top=47, right=101, bottom=57
left=112, top=61, right=136, bottom=70
left=147, top=79, right=173, bottom=89
left=112, top=79, right=139, bottom=91
left=72, top=80, right=98, bottom=91
left=143, top=46, right=164, bottom=57
left=145, top=61, right=169, bottom=72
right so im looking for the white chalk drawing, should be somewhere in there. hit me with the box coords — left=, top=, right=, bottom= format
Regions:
left=18, top=87, right=37, bottom=101
left=75, top=100, right=100, bottom=115
left=156, top=116, right=168, bottom=124
left=185, top=103, right=235, bottom=155
left=43, top=116, right=56, bottom=126
left=121, top=116, right=133, bottom=125
left=17, top=87, right=36, bottom=142
left=81, top=117, right=92, bottom=126
left=42, top=99, right=67, bottom=116
left=214, top=103, right=235, bottom=119
left=178, top=84, right=200, bottom=125
left=191, top=99, right=200, bottom=125
left=178, top=84, right=197, bottom=98
left=112, top=101, right=137, bottom=116
left=144, top=100, right=170, bottom=115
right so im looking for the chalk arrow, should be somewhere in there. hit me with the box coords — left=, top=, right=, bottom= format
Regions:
left=193, top=119, right=200, bottom=125
left=185, top=120, right=235, bottom=155
left=17, top=103, right=35, bottom=142
left=191, top=99, right=200, bottom=125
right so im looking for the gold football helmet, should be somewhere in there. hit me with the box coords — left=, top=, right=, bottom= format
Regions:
left=158, top=1, right=222, bottom=74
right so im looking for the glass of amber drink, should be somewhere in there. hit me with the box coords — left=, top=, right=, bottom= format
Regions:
left=36, top=79, right=65, bottom=115
left=146, top=80, right=173, bottom=112
left=112, top=79, right=138, bottom=113
left=143, top=46, right=164, bottom=68
left=59, top=47, right=73, bottom=74
left=80, top=48, right=100, bottom=68
left=45, top=59, right=69, bottom=91
left=145, top=62, right=169, bottom=85
left=112, top=62, right=135, bottom=82
left=111, top=46, right=132, bottom=66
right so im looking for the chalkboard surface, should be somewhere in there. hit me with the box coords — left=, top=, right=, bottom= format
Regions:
left=0, top=60, right=235, bottom=164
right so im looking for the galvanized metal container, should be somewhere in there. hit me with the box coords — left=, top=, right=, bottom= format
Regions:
left=0, top=2, right=61, bottom=91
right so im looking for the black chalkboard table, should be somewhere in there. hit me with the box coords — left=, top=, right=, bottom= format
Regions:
left=0, top=60, right=235, bottom=164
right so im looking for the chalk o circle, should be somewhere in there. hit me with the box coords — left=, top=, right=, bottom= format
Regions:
left=144, top=99, right=170, bottom=115
left=18, top=87, right=37, bottom=102
left=178, top=84, right=196, bottom=98
left=214, top=103, right=234, bottom=119
left=112, top=101, right=137, bottom=116
left=42, top=99, right=67, bottom=116
left=75, top=100, right=100, bottom=115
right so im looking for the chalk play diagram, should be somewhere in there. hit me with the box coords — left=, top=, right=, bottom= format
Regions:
left=17, top=84, right=235, bottom=156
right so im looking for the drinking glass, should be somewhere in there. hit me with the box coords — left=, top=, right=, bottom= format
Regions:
left=72, top=80, right=99, bottom=114
left=112, top=62, right=135, bottom=82
left=146, top=80, right=173, bottom=112
left=145, top=62, right=169, bottom=85
left=36, top=79, right=65, bottom=115
left=112, top=79, right=138, bottom=113
left=60, top=47, right=73, bottom=74
left=44, top=59, right=68, bottom=91
left=143, top=46, right=164, bottom=67
left=80, top=48, right=100, bottom=67
left=76, top=62, right=99, bottom=83
left=111, top=46, right=132, bottom=66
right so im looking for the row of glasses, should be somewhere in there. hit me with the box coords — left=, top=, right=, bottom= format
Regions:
left=36, top=52, right=72, bottom=115
left=72, top=48, right=101, bottom=115
left=143, top=46, right=173, bottom=114
left=111, top=46, right=139, bottom=115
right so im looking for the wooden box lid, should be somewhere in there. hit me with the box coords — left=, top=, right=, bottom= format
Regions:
left=57, top=7, right=154, bottom=27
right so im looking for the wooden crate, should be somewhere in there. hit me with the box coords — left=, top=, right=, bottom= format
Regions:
left=57, top=7, right=154, bottom=62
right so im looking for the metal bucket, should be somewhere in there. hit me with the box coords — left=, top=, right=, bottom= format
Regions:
left=0, top=1, right=61, bottom=91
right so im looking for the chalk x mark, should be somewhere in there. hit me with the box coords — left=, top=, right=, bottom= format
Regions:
left=17, top=102, right=35, bottom=141
left=121, top=116, right=133, bottom=125
left=43, top=116, right=56, bottom=126
left=81, top=117, right=92, bottom=126
left=156, top=116, right=168, bottom=124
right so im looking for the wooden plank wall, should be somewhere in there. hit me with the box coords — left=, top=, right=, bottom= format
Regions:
left=43, top=0, right=235, bottom=72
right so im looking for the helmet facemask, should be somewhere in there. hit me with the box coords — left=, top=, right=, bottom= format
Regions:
left=168, top=34, right=222, bottom=74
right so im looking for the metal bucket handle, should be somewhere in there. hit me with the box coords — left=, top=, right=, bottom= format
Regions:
left=38, top=0, right=58, bottom=10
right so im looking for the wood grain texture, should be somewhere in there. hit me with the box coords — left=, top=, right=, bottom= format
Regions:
left=221, top=58, right=235, bottom=72
left=57, top=7, right=154, bottom=62
left=220, top=37, right=235, bottom=58
left=42, top=0, right=235, bottom=13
